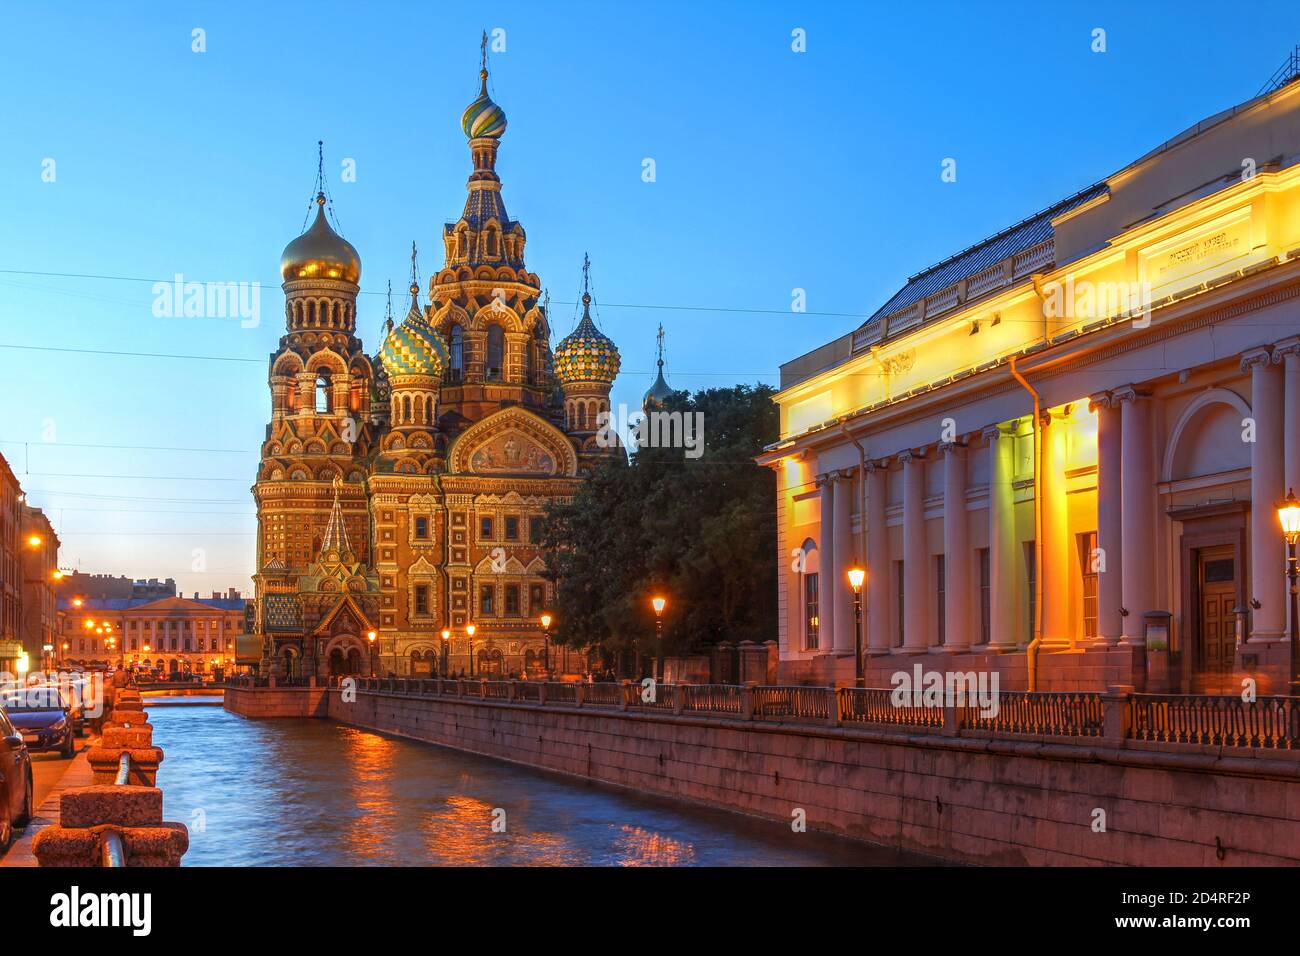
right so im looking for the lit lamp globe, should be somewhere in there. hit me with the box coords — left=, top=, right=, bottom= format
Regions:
left=651, top=597, right=666, bottom=616
left=541, top=613, right=552, bottom=630
left=367, top=631, right=377, bottom=644
left=1278, top=489, right=1300, bottom=541
left=847, top=566, right=866, bottom=593
left=441, top=629, right=450, bottom=642
left=466, top=624, right=476, bottom=638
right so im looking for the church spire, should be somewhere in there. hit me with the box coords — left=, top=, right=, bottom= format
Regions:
left=318, top=477, right=354, bottom=564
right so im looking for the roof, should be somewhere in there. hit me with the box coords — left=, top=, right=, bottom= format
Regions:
left=57, top=596, right=246, bottom=613
left=861, top=182, right=1109, bottom=328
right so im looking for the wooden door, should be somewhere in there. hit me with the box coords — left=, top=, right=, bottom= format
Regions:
left=1197, top=546, right=1237, bottom=675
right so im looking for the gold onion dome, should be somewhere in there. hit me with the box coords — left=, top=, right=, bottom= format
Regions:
left=281, top=193, right=361, bottom=284
left=378, top=284, right=448, bottom=379
left=642, top=324, right=674, bottom=410
left=554, top=293, right=620, bottom=385
left=461, top=69, right=507, bottom=139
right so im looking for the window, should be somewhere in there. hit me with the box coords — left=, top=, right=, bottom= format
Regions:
left=414, top=516, right=429, bottom=540
left=1079, top=531, right=1098, bottom=640
left=505, top=584, right=520, bottom=616
left=479, top=585, right=494, bottom=616
left=529, top=516, right=542, bottom=544
left=1024, top=542, right=1037, bottom=640
left=480, top=516, right=494, bottom=539
left=315, top=373, right=331, bottom=413
left=448, top=325, right=463, bottom=382
left=935, top=555, right=946, bottom=646
left=504, top=516, right=519, bottom=540
left=415, top=585, right=429, bottom=616
left=979, top=549, right=991, bottom=644
left=528, top=583, right=545, bottom=613
left=486, top=325, right=504, bottom=380
left=804, top=573, right=819, bottom=650
left=895, top=561, right=905, bottom=647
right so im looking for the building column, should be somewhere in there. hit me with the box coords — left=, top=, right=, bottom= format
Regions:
left=1244, top=348, right=1286, bottom=642
left=1090, top=392, right=1123, bottom=645
left=865, top=461, right=891, bottom=655
left=1039, top=410, right=1071, bottom=648
left=984, top=425, right=1017, bottom=651
left=941, top=441, right=970, bottom=652
left=816, top=472, right=837, bottom=655
left=899, top=451, right=928, bottom=654
left=1115, top=386, right=1155, bottom=645
left=832, top=471, right=856, bottom=655
left=1278, top=337, right=1300, bottom=644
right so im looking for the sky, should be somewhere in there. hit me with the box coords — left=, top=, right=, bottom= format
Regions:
left=1, top=0, right=1298, bottom=595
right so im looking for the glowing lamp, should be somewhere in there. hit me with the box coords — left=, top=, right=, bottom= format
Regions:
left=441, top=629, right=450, bottom=641
left=541, top=613, right=552, bottom=630
left=1279, top=489, right=1300, bottom=541
left=466, top=624, right=476, bottom=638
left=367, top=630, right=377, bottom=643
left=651, top=597, right=666, bottom=616
left=847, top=565, right=866, bottom=593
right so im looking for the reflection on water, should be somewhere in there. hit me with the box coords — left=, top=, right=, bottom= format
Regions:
left=149, top=706, right=927, bottom=867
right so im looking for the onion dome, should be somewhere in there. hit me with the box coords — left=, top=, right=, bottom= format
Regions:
left=554, top=291, right=620, bottom=385
left=642, top=323, right=674, bottom=410
left=281, top=193, right=361, bottom=284
left=378, top=283, right=448, bottom=379
left=461, top=69, right=507, bottom=139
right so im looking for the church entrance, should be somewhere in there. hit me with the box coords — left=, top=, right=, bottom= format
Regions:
left=477, top=648, right=503, bottom=677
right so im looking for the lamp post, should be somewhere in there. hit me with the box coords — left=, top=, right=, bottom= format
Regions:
left=441, top=629, right=450, bottom=678
left=466, top=623, right=477, bottom=677
left=366, top=630, right=377, bottom=678
left=847, top=564, right=866, bottom=688
left=1277, top=489, right=1300, bottom=697
left=540, top=613, right=552, bottom=677
left=650, top=596, right=666, bottom=682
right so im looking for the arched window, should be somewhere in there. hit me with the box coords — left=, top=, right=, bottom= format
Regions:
left=578, top=403, right=589, bottom=431
left=414, top=395, right=424, bottom=424
left=486, top=325, right=504, bottom=380
left=403, top=395, right=412, bottom=424
left=449, top=325, right=463, bottom=383
left=315, top=373, right=331, bottom=413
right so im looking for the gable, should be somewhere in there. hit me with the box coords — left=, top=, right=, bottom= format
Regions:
left=447, top=407, right=578, bottom=477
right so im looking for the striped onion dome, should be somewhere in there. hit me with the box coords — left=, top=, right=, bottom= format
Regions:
left=378, top=285, right=448, bottom=379
left=554, top=293, right=620, bottom=385
left=461, top=70, right=507, bottom=139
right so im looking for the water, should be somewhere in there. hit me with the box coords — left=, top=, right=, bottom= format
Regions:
left=149, top=704, right=927, bottom=867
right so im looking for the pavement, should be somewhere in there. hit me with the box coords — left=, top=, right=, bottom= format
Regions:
left=0, top=734, right=96, bottom=867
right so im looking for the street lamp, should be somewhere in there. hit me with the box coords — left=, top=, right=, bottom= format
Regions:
left=367, top=630, right=377, bottom=677
left=847, top=564, right=866, bottom=688
left=540, top=613, right=552, bottom=676
left=648, top=596, right=667, bottom=681
left=440, top=629, right=450, bottom=677
left=1277, top=488, right=1300, bottom=696
left=466, top=623, right=477, bottom=676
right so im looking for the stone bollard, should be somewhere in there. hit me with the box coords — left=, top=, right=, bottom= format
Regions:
left=574, top=683, right=585, bottom=708
left=87, top=745, right=164, bottom=786
left=507, top=681, right=517, bottom=702
left=741, top=683, right=756, bottom=720
left=537, top=682, right=547, bottom=706
left=1103, top=684, right=1135, bottom=745
left=619, top=680, right=632, bottom=711
left=32, top=786, right=189, bottom=867
left=105, top=708, right=149, bottom=729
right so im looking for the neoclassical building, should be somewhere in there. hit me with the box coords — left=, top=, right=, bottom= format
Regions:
left=253, top=56, right=622, bottom=679
left=761, top=75, right=1300, bottom=693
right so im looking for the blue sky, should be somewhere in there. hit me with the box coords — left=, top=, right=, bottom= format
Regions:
left=1, top=0, right=1297, bottom=594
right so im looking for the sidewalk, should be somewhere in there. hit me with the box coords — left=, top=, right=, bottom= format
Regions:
left=0, top=738, right=96, bottom=867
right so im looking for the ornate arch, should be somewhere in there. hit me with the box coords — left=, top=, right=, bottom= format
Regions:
left=307, top=349, right=348, bottom=374
left=446, top=406, right=579, bottom=477
left=1160, top=387, right=1252, bottom=482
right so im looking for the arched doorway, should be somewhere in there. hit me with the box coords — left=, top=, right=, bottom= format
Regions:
left=477, top=647, right=503, bottom=677
left=281, top=647, right=299, bottom=679
left=328, top=647, right=346, bottom=676
left=347, top=647, right=362, bottom=675
left=409, top=649, right=435, bottom=676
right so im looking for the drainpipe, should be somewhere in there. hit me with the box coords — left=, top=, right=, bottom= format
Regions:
left=1008, top=355, right=1044, bottom=692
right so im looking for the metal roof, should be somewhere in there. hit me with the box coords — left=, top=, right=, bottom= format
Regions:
left=861, top=182, right=1109, bottom=327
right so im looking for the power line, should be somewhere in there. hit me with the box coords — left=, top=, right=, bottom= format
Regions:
left=27, top=471, right=250, bottom=483
left=23, top=489, right=250, bottom=503
left=0, top=439, right=248, bottom=455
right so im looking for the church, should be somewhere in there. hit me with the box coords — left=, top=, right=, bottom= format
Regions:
left=252, top=53, right=624, bottom=680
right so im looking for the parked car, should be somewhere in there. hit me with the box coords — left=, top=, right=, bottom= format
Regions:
left=0, top=705, right=33, bottom=850
left=0, top=687, right=75, bottom=758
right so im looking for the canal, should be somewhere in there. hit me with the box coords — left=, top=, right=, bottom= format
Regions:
left=148, top=700, right=927, bottom=866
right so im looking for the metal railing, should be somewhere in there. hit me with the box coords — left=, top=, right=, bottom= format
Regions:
left=102, top=751, right=132, bottom=867
left=680, top=684, right=743, bottom=715
left=1129, top=694, right=1300, bottom=749
left=754, top=685, right=833, bottom=721
left=963, top=691, right=1105, bottom=738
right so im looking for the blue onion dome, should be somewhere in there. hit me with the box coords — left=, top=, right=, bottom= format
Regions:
left=643, top=365, right=673, bottom=410
left=281, top=193, right=361, bottom=284
left=462, top=69, right=507, bottom=139
left=379, top=284, right=448, bottom=379
left=554, top=292, right=620, bottom=385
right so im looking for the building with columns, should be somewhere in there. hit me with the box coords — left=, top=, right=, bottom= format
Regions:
left=760, top=74, right=1300, bottom=693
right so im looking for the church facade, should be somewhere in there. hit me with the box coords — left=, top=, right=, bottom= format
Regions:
left=252, top=58, right=621, bottom=680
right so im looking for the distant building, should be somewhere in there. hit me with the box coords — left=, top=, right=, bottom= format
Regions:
left=0, top=456, right=21, bottom=675
left=19, top=504, right=59, bottom=671
left=57, top=573, right=177, bottom=602
left=58, top=593, right=247, bottom=676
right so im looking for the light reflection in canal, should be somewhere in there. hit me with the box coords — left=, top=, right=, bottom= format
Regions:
left=148, top=702, right=929, bottom=867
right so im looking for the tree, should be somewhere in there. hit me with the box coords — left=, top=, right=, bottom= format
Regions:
left=540, top=384, right=778, bottom=665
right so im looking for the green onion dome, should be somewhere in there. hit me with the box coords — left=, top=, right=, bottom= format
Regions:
left=554, top=293, right=620, bottom=385
left=462, top=69, right=507, bottom=139
left=378, top=285, right=448, bottom=379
